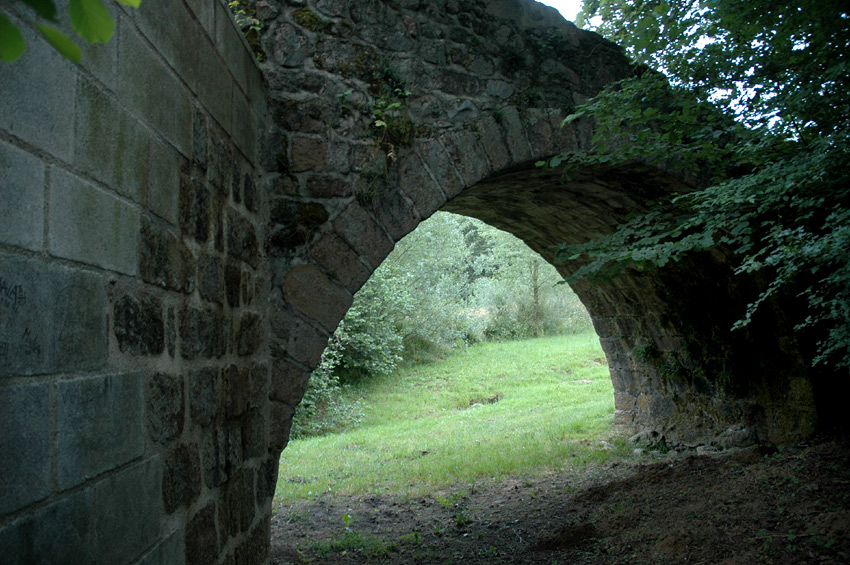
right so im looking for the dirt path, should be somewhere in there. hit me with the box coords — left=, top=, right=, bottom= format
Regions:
left=271, top=439, right=850, bottom=564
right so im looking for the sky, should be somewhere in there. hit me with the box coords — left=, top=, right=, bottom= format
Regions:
left=535, top=0, right=585, bottom=23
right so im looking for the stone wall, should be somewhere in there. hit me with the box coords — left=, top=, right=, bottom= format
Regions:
left=0, top=1, right=273, bottom=563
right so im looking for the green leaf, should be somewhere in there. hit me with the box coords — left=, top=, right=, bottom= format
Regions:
left=36, top=23, right=82, bottom=62
left=21, top=0, right=58, bottom=21
left=69, top=0, right=115, bottom=43
left=0, top=14, right=26, bottom=63
left=114, top=0, right=141, bottom=6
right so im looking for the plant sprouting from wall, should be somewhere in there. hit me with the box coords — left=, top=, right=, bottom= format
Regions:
left=0, top=0, right=141, bottom=63
left=228, top=0, right=265, bottom=61
left=368, top=62, right=414, bottom=165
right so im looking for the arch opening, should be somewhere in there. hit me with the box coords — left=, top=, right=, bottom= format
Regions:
left=274, top=210, right=611, bottom=500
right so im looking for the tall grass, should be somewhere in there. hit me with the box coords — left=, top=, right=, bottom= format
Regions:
left=275, top=332, right=630, bottom=504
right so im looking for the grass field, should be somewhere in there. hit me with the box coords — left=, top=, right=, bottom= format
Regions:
left=275, top=331, right=632, bottom=504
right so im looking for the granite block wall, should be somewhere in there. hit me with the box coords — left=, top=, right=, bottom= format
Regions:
left=0, top=1, right=273, bottom=563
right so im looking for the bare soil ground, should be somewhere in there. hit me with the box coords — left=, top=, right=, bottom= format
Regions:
left=271, top=438, right=850, bottom=564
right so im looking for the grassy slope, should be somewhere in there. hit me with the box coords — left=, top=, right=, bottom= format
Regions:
left=276, top=332, right=632, bottom=503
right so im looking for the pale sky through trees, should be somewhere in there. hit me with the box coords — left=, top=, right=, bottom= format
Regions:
left=536, top=0, right=584, bottom=22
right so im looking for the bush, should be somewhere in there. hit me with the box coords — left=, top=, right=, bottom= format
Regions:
left=290, top=338, right=365, bottom=439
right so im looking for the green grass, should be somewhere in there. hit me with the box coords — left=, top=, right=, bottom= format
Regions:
left=275, top=331, right=630, bottom=503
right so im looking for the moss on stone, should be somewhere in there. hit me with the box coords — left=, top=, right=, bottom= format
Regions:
left=293, top=9, right=332, bottom=33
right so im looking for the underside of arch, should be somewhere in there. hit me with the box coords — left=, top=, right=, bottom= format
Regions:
left=444, top=161, right=818, bottom=446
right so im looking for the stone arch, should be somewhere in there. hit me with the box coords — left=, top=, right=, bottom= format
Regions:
left=260, top=0, right=817, bottom=466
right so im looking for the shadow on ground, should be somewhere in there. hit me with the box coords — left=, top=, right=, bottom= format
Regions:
left=271, top=439, right=850, bottom=564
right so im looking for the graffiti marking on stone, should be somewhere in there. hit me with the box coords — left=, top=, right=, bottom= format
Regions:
left=0, top=277, right=27, bottom=313
left=20, top=328, right=41, bottom=357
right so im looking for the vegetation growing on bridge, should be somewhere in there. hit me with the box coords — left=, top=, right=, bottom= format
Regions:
left=0, top=0, right=141, bottom=63
left=548, top=0, right=850, bottom=371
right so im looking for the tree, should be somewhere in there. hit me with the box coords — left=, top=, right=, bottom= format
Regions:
left=1, top=0, right=141, bottom=63
left=549, top=0, right=850, bottom=370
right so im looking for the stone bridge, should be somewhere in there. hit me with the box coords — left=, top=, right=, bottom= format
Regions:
left=0, top=0, right=823, bottom=563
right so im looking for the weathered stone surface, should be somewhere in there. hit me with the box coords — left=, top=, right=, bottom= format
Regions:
left=282, top=264, right=352, bottom=332
left=166, top=307, right=176, bottom=357
left=189, top=367, right=221, bottom=428
left=139, top=529, right=185, bottom=565
left=114, top=293, right=165, bottom=356
left=147, top=138, right=183, bottom=226
left=118, top=23, right=192, bottom=157
left=185, top=502, right=218, bottom=565
left=269, top=401, right=296, bottom=451
left=219, top=468, right=254, bottom=538
left=235, top=517, right=270, bottom=565
left=241, top=269, right=257, bottom=307
left=146, top=372, right=185, bottom=445
left=224, top=421, right=244, bottom=476
left=199, top=251, right=224, bottom=304
left=49, top=168, right=141, bottom=275
left=305, top=175, right=352, bottom=198
left=57, top=373, right=144, bottom=490
left=0, top=489, right=93, bottom=565
left=180, top=304, right=228, bottom=360
left=226, top=209, right=259, bottom=267
left=271, top=23, right=309, bottom=67
left=333, top=203, right=394, bottom=270
left=162, top=443, right=202, bottom=513
left=74, top=79, right=150, bottom=204
left=206, top=124, right=234, bottom=195
left=225, top=363, right=248, bottom=419
left=243, top=174, right=259, bottom=212
left=369, top=185, right=420, bottom=241
left=1, top=255, right=108, bottom=376
left=270, top=359, right=311, bottom=406
left=202, top=430, right=229, bottom=489
left=242, top=408, right=267, bottom=460
left=440, top=131, right=491, bottom=189
left=290, top=136, right=328, bottom=172
left=396, top=150, right=446, bottom=217
left=237, top=311, right=263, bottom=356
left=225, top=259, right=242, bottom=308
left=179, top=172, right=210, bottom=243
left=249, top=362, right=270, bottom=409
left=256, top=456, right=279, bottom=507
left=270, top=309, right=327, bottom=367
left=0, top=140, right=44, bottom=251
left=267, top=200, right=329, bottom=255
left=0, top=383, right=50, bottom=515
left=92, top=457, right=163, bottom=565
left=0, top=28, right=76, bottom=162
left=140, top=218, right=196, bottom=294
left=310, top=232, right=372, bottom=294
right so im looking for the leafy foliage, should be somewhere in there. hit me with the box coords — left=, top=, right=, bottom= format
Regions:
left=551, top=0, right=850, bottom=370
left=1, top=0, right=140, bottom=63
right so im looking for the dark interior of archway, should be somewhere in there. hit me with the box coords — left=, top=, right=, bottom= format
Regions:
left=443, top=160, right=825, bottom=445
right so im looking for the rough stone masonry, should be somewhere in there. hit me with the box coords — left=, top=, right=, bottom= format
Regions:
left=0, top=0, right=830, bottom=563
